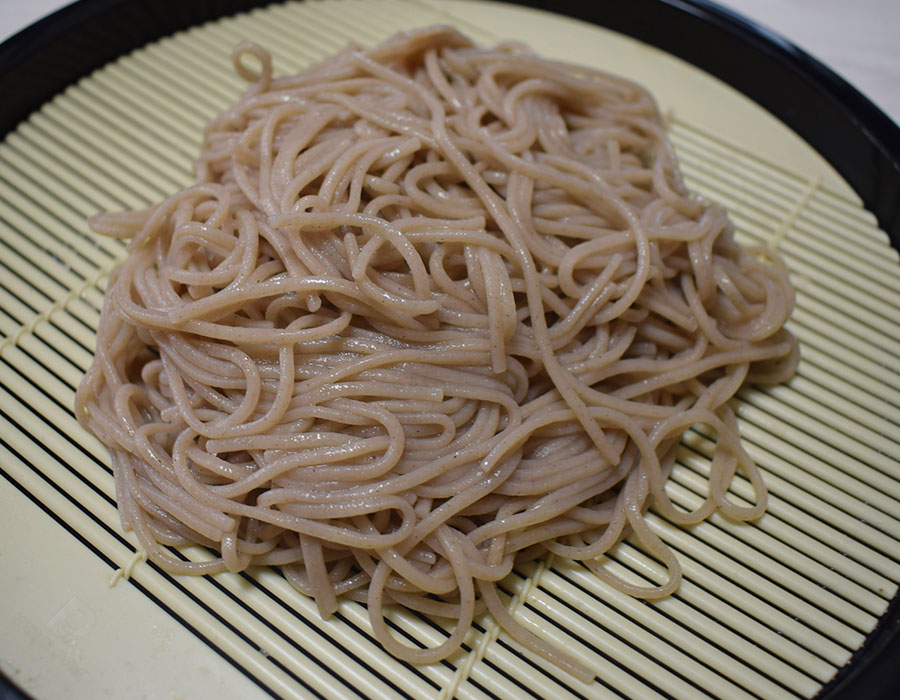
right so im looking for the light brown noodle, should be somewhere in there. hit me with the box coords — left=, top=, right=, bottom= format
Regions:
left=76, top=26, right=797, bottom=679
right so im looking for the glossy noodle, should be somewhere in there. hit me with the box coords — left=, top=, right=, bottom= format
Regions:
left=76, top=26, right=798, bottom=678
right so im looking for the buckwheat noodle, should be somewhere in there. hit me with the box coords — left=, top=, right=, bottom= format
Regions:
left=76, top=26, right=797, bottom=679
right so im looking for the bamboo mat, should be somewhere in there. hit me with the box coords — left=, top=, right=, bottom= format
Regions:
left=1, top=1, right=898, bottom=699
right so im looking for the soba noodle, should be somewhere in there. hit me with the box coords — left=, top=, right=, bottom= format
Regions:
left=76, top=26, right=797, bottom=678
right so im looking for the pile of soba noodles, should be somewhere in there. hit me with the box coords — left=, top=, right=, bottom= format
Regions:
left=76, top=26, right=797, bottom=677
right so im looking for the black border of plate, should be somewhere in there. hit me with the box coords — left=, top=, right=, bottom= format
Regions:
left=0, top=1, right=898, bottom=698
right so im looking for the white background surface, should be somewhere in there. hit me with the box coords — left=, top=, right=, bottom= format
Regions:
left=1, top=0, right=899, bottom=126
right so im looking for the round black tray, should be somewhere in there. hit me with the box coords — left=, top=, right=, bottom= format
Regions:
left=1, top=2, right=898, bottom=699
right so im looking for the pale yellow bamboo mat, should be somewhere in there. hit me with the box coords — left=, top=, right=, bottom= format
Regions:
left=1, top=1, right=899, bottom=699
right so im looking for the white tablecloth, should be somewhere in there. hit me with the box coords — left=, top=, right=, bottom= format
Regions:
left=2, top=0, right=898, bottom=126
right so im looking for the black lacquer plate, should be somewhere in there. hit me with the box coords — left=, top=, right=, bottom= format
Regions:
left=0, top=1, right=897, bottom=698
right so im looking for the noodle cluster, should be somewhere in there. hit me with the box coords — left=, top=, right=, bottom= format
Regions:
left=76, top=27, right=797, bottom=676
